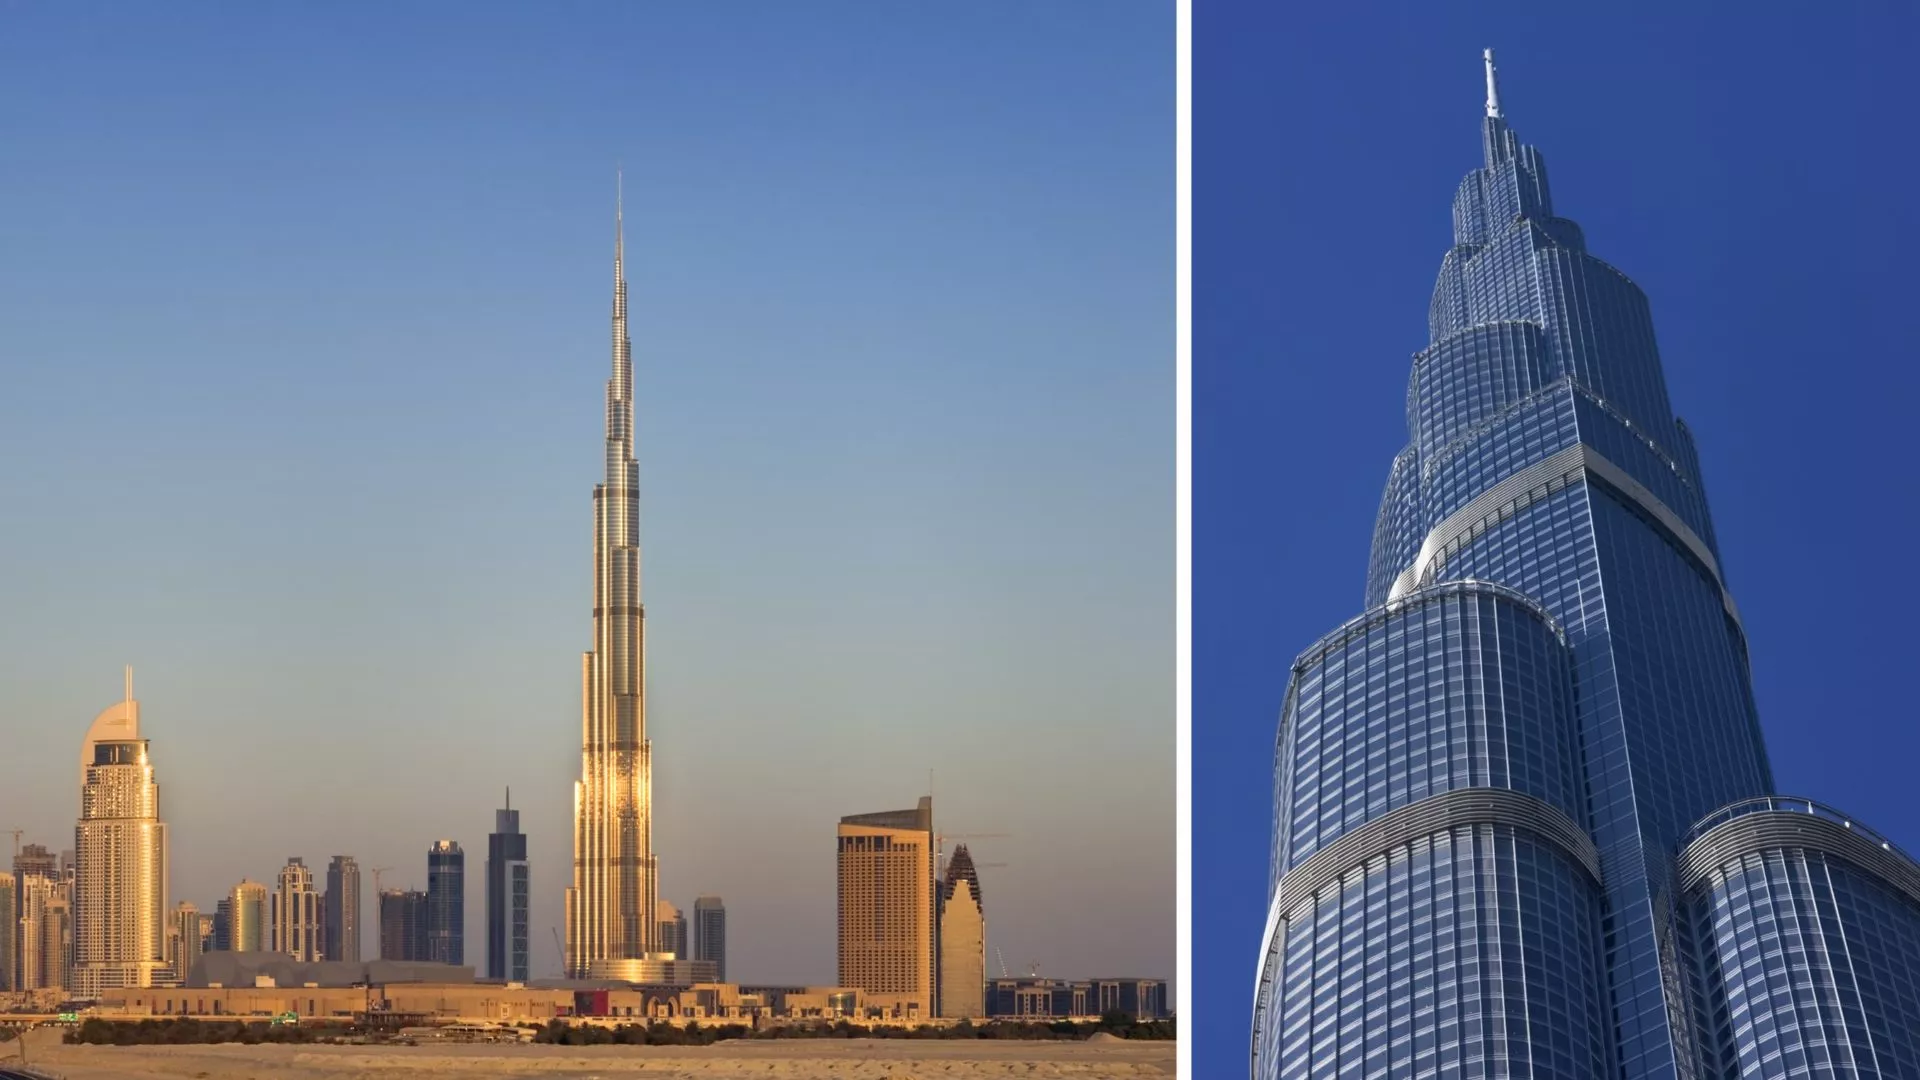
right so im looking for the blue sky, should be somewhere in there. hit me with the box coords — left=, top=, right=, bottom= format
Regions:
left=0, top=5, right=1172, bottom=985
left=1197, top=1, right=1920, bottom=1068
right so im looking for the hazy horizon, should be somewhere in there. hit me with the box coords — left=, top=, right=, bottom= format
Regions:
left=0, top=5, right=1173, bottom=986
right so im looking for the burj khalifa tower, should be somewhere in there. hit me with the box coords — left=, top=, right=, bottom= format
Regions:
left=566, top=181, right=659, bottom=978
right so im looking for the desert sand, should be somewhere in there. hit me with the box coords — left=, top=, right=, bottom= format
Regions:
left=11, top=1028, right=1175, bottom=1079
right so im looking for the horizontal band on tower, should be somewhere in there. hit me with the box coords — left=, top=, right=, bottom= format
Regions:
left=1676, top=799, right=1920, bottom=908
left=1387, top=441, right=1741, bottom=627
left=1274, top=786, right=1601, bottom=921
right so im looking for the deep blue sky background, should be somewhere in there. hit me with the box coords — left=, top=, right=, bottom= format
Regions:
left=1197, top=1, right=1920, bottom=1068
left=0, top=5, right=1171, bottom=985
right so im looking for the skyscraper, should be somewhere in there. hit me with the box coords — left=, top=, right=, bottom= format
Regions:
left=323, top=855, right=360, bottom=963
left=937, top=844, right=985, bottom=1019
left=692, top=896, right=726, bottom=983
left=73, top=670, right=170, bottom=996
left=1251, top=52, right=1920, bottom=1080
left=379, top=888, right=429, bottom=962
left=566, top=183, right=662, bottom=980
left=838, top=797, right=934, bottom=1017
left=0, top=871, right=14, bottom=992
left=16, top=874, right=71, bottom=992
left=13, top=843, right=56, bottom=881
left=271, top=858, right=320, bottom=961
left=426, top=840, right=464, bottom=966
left=228, top=880, right=266, bottom=953
left=487, top=796, right=529, bottom=982
left=166, top=901, right=201, bottom=982
left=655, top=900, right=686, bottom=960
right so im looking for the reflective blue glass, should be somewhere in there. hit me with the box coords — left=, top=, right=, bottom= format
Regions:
left=1253, top=55, right=1920, bottom=1080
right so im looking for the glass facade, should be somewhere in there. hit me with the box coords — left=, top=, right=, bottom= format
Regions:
left=1253, top=53, right=1920, bottom=1080
left=427, top=840, right=464, bottom=967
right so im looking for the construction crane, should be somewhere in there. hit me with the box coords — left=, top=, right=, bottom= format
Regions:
left=934, top=832, right=1011, bottom=876
left=995, top=947, right=1010, bottom=978
left=5, top=829, right=21, bottom=863
left=552, top=927, right=564, bottom=975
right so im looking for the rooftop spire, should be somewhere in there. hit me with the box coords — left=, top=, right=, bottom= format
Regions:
left=615, top=167, right=624, bottom=278
left=1483, top=48, right=1502, bottom=119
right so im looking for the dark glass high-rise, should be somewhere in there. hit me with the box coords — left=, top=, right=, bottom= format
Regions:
left=1250, top=51, right=1920, bottom=1080
left=487, top=797, right=529, bottom=982
left=427, top=840, right=464, bottom=967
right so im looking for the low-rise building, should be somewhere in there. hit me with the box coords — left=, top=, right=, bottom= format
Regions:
left=986, top=977, right=1168, bottom=1020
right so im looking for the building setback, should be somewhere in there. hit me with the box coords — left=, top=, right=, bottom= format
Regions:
left=1250, top=50, right=1920, bottom=1080
left=487, top=797, right=529, bottom=982
left=692, top=896, right=726, bottom=983
left=323, top=855, right=360, bottom=963
left=837, top=797, right=934, bottom=1019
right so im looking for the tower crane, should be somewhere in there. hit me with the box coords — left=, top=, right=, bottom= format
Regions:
left=6, top=829, right=21, bottom=863
left=934, top=832, right=1010, bottom=876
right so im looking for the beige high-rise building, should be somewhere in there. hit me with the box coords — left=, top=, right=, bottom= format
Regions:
left=230, top=880, right=268, bottom=953
left=166, top=901, right=202, bottom=982
left=837, top=796, right=935, bottom=1018
left=18, top=872, right=72, bottom=991
left=272, top=858, right=320, bottom=961
left=73, top=669, right=171, bottom=996
left=938, top=844, right=986, bottom=1019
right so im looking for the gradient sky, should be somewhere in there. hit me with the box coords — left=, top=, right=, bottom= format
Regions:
left=0, top=4, right=1172, bottom=986
left=1195, top=1, right=1920, bottom=1068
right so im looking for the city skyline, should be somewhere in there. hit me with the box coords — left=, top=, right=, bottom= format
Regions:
left=0, top=6, right=1172, bottom=987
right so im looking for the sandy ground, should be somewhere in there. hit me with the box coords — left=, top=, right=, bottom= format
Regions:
left=10, top=1028, right=1175, bottom=1079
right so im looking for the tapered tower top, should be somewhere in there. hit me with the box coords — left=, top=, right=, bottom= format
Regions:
left=1483, top=49, right=1502, bottom=119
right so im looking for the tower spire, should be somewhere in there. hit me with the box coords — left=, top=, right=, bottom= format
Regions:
left=1483, top=48, right=1502, bottom=119
left=615, top=167, right=624, bottom=280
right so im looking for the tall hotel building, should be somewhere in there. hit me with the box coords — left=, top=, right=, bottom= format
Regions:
left=1251, top=53, right=1920, bottom=1079
left=838, top=797, right=935, bottom=1018
left=566, top=185, right=662, bottom=980
left=73, top=671, right=171, bottom=996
